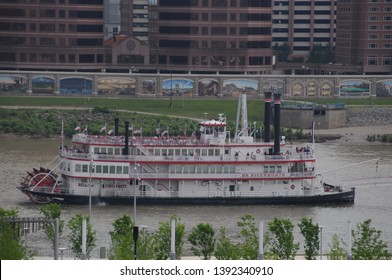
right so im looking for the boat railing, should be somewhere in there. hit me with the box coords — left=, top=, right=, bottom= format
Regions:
left=61, top=151, right=314, bottom=163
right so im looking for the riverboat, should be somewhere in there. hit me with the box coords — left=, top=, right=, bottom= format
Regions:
left=18, top=93, right=355, bottom=205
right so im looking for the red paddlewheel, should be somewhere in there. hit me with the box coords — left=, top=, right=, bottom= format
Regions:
left=21, top=167, right=59, bottom=204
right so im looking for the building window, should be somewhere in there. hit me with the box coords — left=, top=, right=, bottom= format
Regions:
left=367, top=56, right=378, bottom=66
left=383, top=56, right=392, bottom=66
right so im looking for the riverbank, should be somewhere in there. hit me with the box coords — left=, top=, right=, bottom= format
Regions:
left=316, top=124, right=392, bottom=144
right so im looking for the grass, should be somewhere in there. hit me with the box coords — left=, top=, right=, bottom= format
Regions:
left=1, top=95, right=392, bottom=123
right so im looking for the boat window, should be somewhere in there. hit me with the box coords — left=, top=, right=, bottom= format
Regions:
left=116, top=166, right=122, bottom=174
left=250, top=186, right=254, bottom=191
left=189, top=165, right=195, bottom=173
left=101, top=148, right=107, bottom=154
left=269, top=166, right=275, bottom=173
left=230, top=166, right=235, bottom=173
left=208, top=149, right=214, bottom=156
left=225, top=149, right=229, bottom=155
left=122, top=166, right=128, bottom=174
left=197, top=166, right=203, bottom=173
left=216, top=165, right=222, bottom=173
left=224, top=166, right=229, bottom=173
left=75, top=164, right=81, bottom=172
left=188, top=149, right=194, bottom=156
left=67, top=163, right=70, bottom=172
left=176, top=165, right=182, bottom=173
left=202, top=165, right=208, bottom=173
left=210, top=165, right=215, bottom=173
left=94, top=147, right=99, bottom=154
left=202, top=149, right=207, bottom=156
left=183, top=165, right=189, bottom=173
left=168, top=149, right=173, bottom=156
left=195, top=149, right=200, bottom=156
left=263, top=166, right=268, bottom=173
left=103, top=166, right=108, bottom=174
left=169, top=166, right=175, bottom=173
left=155, top=149, right=160, bottom=156
left=114, top=148, right=121, bottom=155
left=96, top=165, right=102, bottom=173
left=162, top=149, right=167, bottom=156
left=277, top=166, right=282, bottom=173
left=175, top=149, right=181, bottom=156
left=82, top=164, right=88, bottom=172
left=182, top=149, right=187, bottom=155
left=110, top=166, right=115, bottom=174
left=108, top=148, right=113, bottom=155
left=215, top=149, right=220, bottom=156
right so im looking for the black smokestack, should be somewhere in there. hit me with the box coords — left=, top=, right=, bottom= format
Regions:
left=124, top=121, right=129, bottom=155
left=264, top=91, right=272, bottom=143
left=273, top=93, right=281, bottom=155
left=114, top=118, right=119, bottom=136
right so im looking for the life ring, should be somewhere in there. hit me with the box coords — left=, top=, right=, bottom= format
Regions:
left=256, top=149, right=261, bottom=154
left=291, top=184, right=295, bottom=190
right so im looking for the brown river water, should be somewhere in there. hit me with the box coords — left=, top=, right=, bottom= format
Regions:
left=1, top=135, right=391, bottom=258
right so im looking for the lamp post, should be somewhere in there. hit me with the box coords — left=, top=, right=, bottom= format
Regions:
left=88, top=157, right=94, bottom=219
left=133, top=162, right=140, bottom=224
left=319, top=225, right=324, bottom=260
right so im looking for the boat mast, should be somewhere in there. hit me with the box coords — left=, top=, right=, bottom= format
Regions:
left=234, top=94, right=249, bottom=141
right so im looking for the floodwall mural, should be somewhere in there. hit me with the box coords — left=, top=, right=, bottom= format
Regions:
left=0, top=75, right=27, bottom=94
left=32, top=76, right=54, bottom=94
left=0, top=73, right=391, bottom=98
left=60, top=77, right=92, bottom=95
left=97, top=78, right=136, bottom=95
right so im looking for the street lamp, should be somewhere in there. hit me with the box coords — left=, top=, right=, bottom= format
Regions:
left=319, top=225, right=324, bottom=260
left=88, top=157, right=94, bottom=219
left=133, top=162, right=140, bottom=224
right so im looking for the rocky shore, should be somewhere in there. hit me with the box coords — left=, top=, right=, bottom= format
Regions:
left=315, top=106, right=392, bottom=144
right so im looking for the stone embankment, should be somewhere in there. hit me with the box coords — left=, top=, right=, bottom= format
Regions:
left=346, top=106, right=392, bottom=127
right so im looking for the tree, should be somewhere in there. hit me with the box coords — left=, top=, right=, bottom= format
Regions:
left=273, top=43, right=291, bottom=62
left=308, top=43, right=334, bottom=64
left=298, top=217, right=319, bottom=260
left=39, top=203, right=64, bottom=248
left=108, top=215, right=134, bottom=260
left=236, top=214, right=259, bottom=260
left=67, top=214, right=96, bottom=259
left=352, top=219, right=391, bottom=260
left=326, top=234, right=346, bottom=260
left=108, top=215, right=155, bottom=260
left=214, top=227, right=241, bottom=260
left=0, top=208, right=33, bottom=260
left=188, top=223, right=216, bottom=260
left=267, top=217, right=299, bottom=260
left=153, top=215, right=185, bottom=260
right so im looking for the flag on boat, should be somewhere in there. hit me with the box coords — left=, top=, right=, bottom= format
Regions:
left=133, top=128, right=142, bottom=134
left=82, top=125, right=88, bottom=134
left=75, top=124, right=81, bottom=131
left=161, top=129, right=168, bottom=136
left=107, top=128, right=114, bottom=135
left=100, top=124, right=107, bottom=133
left=129, top=124, right=133, bottom=131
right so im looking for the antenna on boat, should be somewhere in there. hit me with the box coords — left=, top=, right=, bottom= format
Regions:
left=312, top=120, right=315, bottom=152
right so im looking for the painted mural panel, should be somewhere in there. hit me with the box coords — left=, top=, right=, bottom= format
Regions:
left=97, top=78, right=135, bottom=95
left=32, top=76, right=54, bottom=94
left=198, top=78, right=219, bottom=96
left=339, top=80, right=370, bottom=96
left=142, top=79, right=156, bottom=95
left=262, top=79, right=284, bottom=96
left=60, top=77, right=92, bottom=95
left=376, top=80, right=392, bottom=96
left=0, top=75, right=27, bottom=94
left=305, top=81, right=317, bottom=96
left=161, top=78, right=194, bottom=96
left=319, top=82, right=333, bottom=96
left=222, top=79, right=258, bottom=98
left=291, top=83, right=304, bottom=96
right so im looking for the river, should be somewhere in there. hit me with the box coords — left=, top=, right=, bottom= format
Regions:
left=0, top=135, right=391, bottom=258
